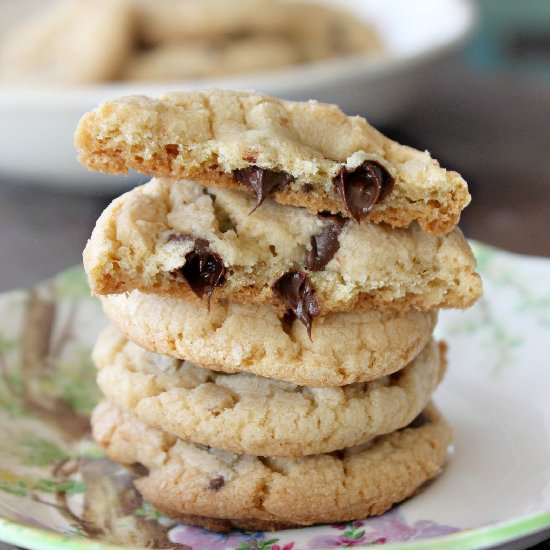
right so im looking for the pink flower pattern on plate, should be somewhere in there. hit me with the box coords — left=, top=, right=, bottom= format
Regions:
left=167, top=508, right=457, bottom=549
left=308, top=509, right=457, bottom=548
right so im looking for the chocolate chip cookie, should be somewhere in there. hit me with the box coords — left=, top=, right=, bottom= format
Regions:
left=0, top=0, right=133, bottom=84
left=100, top=291, right=437, bottom=387
left=92, top=400, right=452, bottom=532
left=133, top=0, right=381, bottom=59
left=121, top=36, right=301, bottom=81
left=83, top=178, right=482, bottom=319
left=94, top=326, right=446, bottom=456
left=75, top=90, right=470, bottom=234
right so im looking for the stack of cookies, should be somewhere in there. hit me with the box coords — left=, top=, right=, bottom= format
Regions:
left=76, top=90, right=482, bottom=532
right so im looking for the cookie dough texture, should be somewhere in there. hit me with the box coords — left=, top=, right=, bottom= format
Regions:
left=100, top=291, right=437, bottom=387
left=0, top=0, right=133, bottom=84
left=83, top=179, right=482, bottom=314
left=75, top=90, right=470, bottom=235
left=94, top=327, right=446, bottom=456
left=92, top=401, right=452, bottom=532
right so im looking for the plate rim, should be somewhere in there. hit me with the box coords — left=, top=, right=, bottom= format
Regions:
left=0, top=509, right=549, bottom=550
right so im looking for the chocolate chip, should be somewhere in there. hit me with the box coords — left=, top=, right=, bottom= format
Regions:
left=302, top=183, right=314, bottom=193
left=169, top=233, right=226, bottom=307
left=306, top=217, right=345, bottom=271
left=208, top=476, right=225, bottom=491
left=406, top=412, right=430, bottom=430
left=233, top=166, right=294, bottom=212
left=130, top=463, right=149, bottom=477
left=333, top=161, right=394, bottom=222
left=280, top=310, right=296, bottom=335
left=272, top=271, right=319, bottom=338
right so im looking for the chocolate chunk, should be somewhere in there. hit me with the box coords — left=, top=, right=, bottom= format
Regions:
left=302, top=183, right=314, bottom=193
left=233, top=166, right=294, bottom=212
left=169, top=233, right=226, bottom=307
left=208, top=476, right=225, bottom=491
left=306, top=217, right=345, bottom=271
left=333, top=161, right=394, bottom=222
left=272, top=271, right=319, bottom=338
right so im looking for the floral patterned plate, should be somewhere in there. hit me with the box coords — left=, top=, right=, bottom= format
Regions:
left=0, top=242, right=549, bottom=550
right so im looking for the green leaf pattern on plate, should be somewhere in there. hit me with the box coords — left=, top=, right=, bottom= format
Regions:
left=438, top=242, right=550, bottom=374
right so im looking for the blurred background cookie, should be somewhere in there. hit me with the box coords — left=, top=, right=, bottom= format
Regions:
left=0, top=0, right=134, bottom=84
left=132, top=0, right=290, bottom=44
left=121, top=36, right=301, bottom=81
left=0, top=0, right=384, bottom=84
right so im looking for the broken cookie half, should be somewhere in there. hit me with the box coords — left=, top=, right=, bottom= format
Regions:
left=75, top=89, right=470, bottom=235
left=83, top=178, right=482, bottom=322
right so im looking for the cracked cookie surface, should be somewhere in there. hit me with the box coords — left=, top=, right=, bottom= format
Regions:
left=92, top=400, right=451, bottom=532
left=94, top=326, right=445, bottom=456
left=100, top=291, right=437, bottom=387
left=75, top=90, right=470, bottom=235
left=83, top=178, right=482, bottom=315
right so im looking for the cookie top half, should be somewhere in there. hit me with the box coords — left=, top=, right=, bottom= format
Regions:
left=75, top=90, right=470, bottom=235
left=84, top=178, right=481, bottom=321
left=92, top=400, right=452, bottom=532
left=94, top=326, right=445, bottom=456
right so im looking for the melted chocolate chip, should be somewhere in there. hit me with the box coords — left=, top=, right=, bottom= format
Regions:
left=280, top=310, right=296, bottom=334
left=406, top=412, right=430, bottom=430
left=208, top=476, right=225, bottom=491
left=333, top=161, right=394, bottom=222
left=306, top=217, right=345, bottom=271
left=169, top=233, right=226, bottom=307
left=272, top=271, right=319, bottom=338
left=233, top=166, right=294, bottom=212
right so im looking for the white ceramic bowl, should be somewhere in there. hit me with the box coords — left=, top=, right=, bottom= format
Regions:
left=0, top=0, right=476, bottom=192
